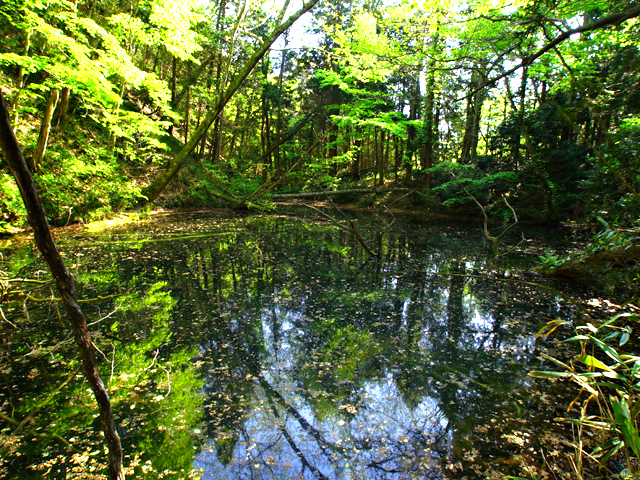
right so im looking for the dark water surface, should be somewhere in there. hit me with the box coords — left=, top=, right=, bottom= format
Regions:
left=0, top=211, right=594, bottom=479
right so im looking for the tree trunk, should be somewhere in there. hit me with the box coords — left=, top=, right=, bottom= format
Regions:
left=353, top=132, right=362, bottom=181
left=377, top=128, right=385, bottom=186
left=420, top=37, right=439, bottom=190
left=460, top=70, right=486, bottom=161
left=31, top=89, right=59, bottom=171
left=420, top=87, right=435, bottom=188
left=0, top=91, right=125, bottom=480
left=275, top=36, right=289, bottom=179
left=513, top=64, right=528, bottom=174
left=405, top=73, right=420, bottom=183
left=254, top=109, right=318, bottom=181
left=184, top=87, right=190, bottom=144
left=210, top=1, right=226, bottom=164
left=328, top=125, right=338, bottom=176
left=171, top=57, right=178, bottom=106
left=430, top=106, right=440, bottom=189
left=383, top=131, right=390, bottom=184
left=211, top=118, right=222, bottom=164
left=54, top=87, right=70, bottom=127
left=261, top=90, right=272, bottom=183
left=394, top=137, right=400, bottom=183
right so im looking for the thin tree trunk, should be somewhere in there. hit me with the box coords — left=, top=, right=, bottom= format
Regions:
left=0, top=91, right=125, bottom=480
left=261, top=91, right=271, bottom=183
left=171, top=57, right=177, bottom=106
left=184, top=87, right=190, bottom=144
left=460, top=69, right=486, bottom=161
left=210, top=0, right=226, bottom=164
left=377, top=128, right=385, bottom=186
left=328, top=124, right=338, bottom=175
left=152, top=45, right=161, bottom=74
left=54, top=87, right=70, bottom=127
left=383, top=130, right=390, bottom=185
left=394, top=137, right=400, bottom=183
left=254, top=108, right=318, bottom=179
left=353, top=133, right=362, bottom=181
left=31, top=89, right=59, bottom=171
left=421, top=61, right=437, bottom=189
left=514, top=64, right=528, bottom=174
left=275, top=34, right=289, bottom=179
left=429, top=106, right=440, bottom=189
left=405, top=72, right=421, bottom=183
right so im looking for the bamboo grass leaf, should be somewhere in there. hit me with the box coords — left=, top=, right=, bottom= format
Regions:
left=576, top=354, right=614, bottom=371
left=611, top=396, right=640, bottom=458
left=529, top=371, right=571, bottom=378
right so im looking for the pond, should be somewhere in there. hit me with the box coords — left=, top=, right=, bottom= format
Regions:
left=0, top=210, right=596, bottom=479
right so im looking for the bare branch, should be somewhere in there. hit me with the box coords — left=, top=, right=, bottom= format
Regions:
left=452, top=173, right=519, bottom=257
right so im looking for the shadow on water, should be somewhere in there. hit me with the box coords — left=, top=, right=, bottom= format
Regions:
left=0, top=212, right=594, bottom=479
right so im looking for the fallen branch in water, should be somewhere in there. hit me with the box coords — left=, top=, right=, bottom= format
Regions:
left=300, top=202, right=378, bottom=256
left=0, top=411, right=82, bottom=454
left=4, top=292, right=127, bottom=304
left=0, top=305, right=18, bottom=328
left=297, top=177, right=397, bottom=257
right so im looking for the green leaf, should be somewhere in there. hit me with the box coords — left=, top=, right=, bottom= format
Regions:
left=570, top=373, right=599, bottom=395
left=529, top=371, right=571, bottom=379
left=620, top=332, right=630, bottom=346
left=558, top=417, right=611, bottom=429
left=594, top=381, right=627, bottom=392
left=561, top=335, right=591, bottom=343
left=540, top=353, right=574, bottom=372
left=576, top=354, right=613, bottom=371
left=611, top=396, right=640, bottom=458
left=589, top=336, right=624, bottom=366
left=602, top=331, right=620, bottom=342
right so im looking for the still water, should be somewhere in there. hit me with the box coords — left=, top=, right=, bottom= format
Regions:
left=0, top=211, right=589, bottom=479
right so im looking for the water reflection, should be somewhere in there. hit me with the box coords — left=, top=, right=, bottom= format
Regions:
left=0, top=213, right=578, bottom=479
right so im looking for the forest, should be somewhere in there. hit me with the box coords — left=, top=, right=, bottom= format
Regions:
left=1, top=0, right=640, bottom=478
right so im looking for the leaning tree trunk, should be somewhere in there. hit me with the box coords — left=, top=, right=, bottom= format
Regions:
left=0, top=91, right=125, bottom=480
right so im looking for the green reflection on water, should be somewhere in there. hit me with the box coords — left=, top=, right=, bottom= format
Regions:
left=0, top=213, right=580, bottom=479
